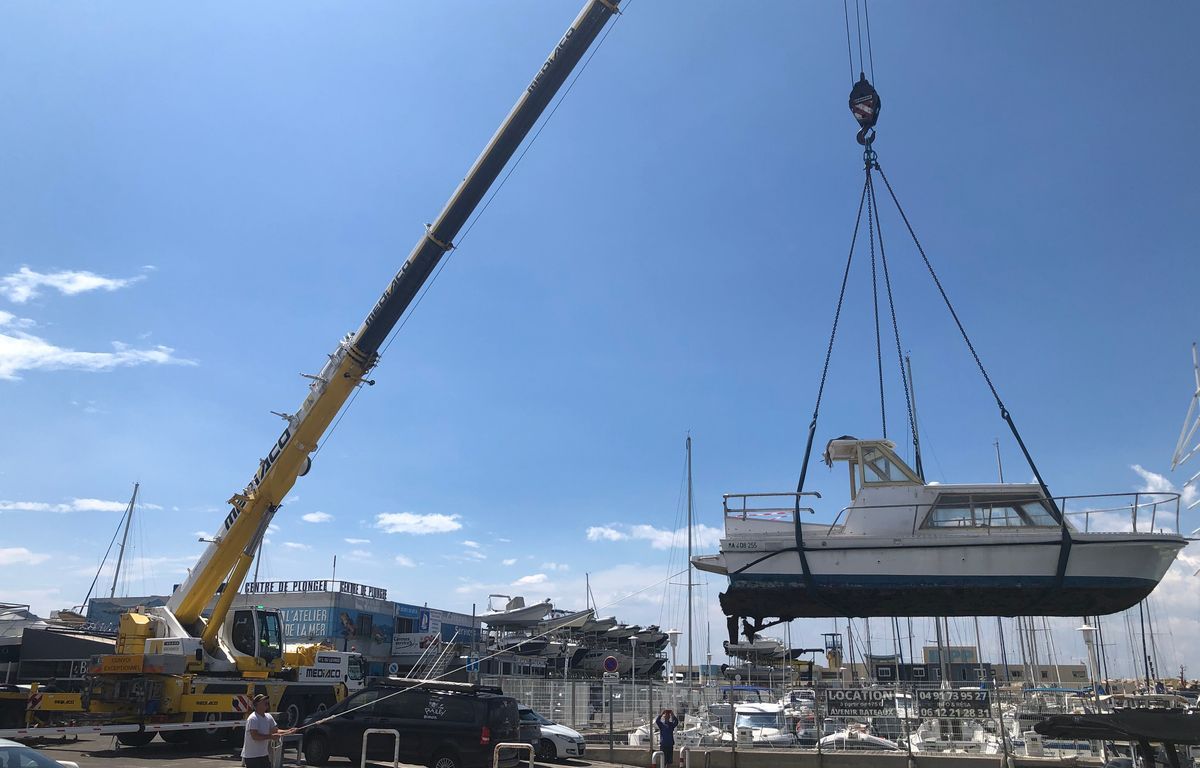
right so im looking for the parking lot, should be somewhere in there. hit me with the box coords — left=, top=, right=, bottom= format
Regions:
left=23, top=735, right=622, bottom=768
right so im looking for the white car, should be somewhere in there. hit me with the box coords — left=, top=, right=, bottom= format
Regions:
left=0, top=737, right=80, bottom=767
left=519, top=707, right=586, bottom=761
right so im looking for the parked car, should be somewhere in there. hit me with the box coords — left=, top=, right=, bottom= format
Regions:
left=0, top=738, right=80, bottom=767
left=519, top=706, right=586, bottom=761
left=300, top=678, right=522, bottom=768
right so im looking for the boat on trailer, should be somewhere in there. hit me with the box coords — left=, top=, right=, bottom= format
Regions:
left=694, top=437, right=1186, bottom=624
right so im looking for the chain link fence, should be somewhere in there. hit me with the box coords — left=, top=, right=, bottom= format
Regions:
left=480, top=677, right=1137, bottom=759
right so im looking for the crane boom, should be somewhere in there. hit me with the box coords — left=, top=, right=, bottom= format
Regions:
left=167, top=0, right=622, bottom=651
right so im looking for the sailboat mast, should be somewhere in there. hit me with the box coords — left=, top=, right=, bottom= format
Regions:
left=109, top=483, right=138, bottom=598
left=686, top=434, right=694, bottom=686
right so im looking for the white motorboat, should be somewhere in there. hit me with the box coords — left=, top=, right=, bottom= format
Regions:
left=722, top=703, right=798, bottom=747
left=482, top=595, right=552, bottom=627
left=627, top=713, right=723, bottom=748
left=536, top=608, right=594, bottom=634
left=579, top=616, right=617, bottom=633
left=819, top=726, right=901, bottom=751
left=909, top=718, right=1000, bottom=754
left=604, top=624, right=640, bottom=641
left=694, top=437, right=1186, bottom=621
left=724, top=637, right=787, bottom=661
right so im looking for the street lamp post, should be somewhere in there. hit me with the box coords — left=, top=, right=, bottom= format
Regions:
left=667, top=629, right=681, bottom=712
left=1078, top=622, right=1105, bottom=764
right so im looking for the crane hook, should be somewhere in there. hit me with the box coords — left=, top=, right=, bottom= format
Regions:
left=849, top=73, right=881, bottom=146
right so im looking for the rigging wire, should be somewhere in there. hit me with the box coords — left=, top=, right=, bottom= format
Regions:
left=866, top=169, right=887, bottom=438
left=867, top=172, right=922, bottom=476
left=854, top=0, right=864, bottom=76
left=842, top=0, right=855, bottom=87
left=863, top=0, right=876, bottom=82
left=794, top=180, right=868, bottom=494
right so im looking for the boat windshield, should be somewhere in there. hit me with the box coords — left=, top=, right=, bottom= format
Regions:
left=923, top=493, right=1060, bottom=529
left=860, top=445, right=917, bottom=485
left=736, top=713, right=783, bottom=728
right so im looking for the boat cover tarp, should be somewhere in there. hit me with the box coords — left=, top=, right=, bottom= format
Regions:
left=1034, top=711, right=1200, bottom=744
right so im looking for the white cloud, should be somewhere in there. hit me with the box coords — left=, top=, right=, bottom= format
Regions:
left=0, top=547, right=50, bottom=566
left=513, top=573, right=548, bottom=586
left=0, top=311, right=34, bottom=329
left=586, top=523, right=723, bottom=550
left=375, top=512, right=462, bottom=535
left=344, top=538, right=370, bottom=545
left=0, top=266, right=145, bottom=303
left=350, top=549, right=372, bottom=559
left=394, top=555, right=416, bottom=568
left=586, top=525, right=627, bottom=542
left=541, top=562, right=569, bottom=571
left=301, top=511, right=333, bottom=523
left=0, top=498, right=148, bottom=513
left=462, top=540, right=480, bottom=549
left=267, top=524, right=281, bottom=535
left=502, top=558, right=518, bottom=566
left=1132, top=464, right=1199, bottom=510
left=192, top=530, right=210, bottom=538
left=282, top=542, right=311, bottom=551
left=0, top=322, right=193, bottom=381
left=628, top=523, right=722, bottom=550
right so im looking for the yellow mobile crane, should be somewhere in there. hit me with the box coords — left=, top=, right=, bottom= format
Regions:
left=10, top=0, right=622, bottom=746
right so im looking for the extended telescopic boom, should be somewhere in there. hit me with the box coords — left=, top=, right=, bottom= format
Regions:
left=168, top=0, right=623, bottom=651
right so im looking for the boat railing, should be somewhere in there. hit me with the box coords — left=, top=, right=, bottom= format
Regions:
left=819, top=491, right=1182, bottom=536
left=1058, top=491, right=1181, bottom=534
left=722, top=493, right=819, bottom=522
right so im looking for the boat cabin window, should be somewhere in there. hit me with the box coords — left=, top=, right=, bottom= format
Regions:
left=860, top=445, right=917, bottom=485
left=923, top=493, right=1059, bottom=529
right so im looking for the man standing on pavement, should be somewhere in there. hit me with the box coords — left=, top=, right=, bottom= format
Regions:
left=654, top=708, right=678, bottom=765
left=243, top=693, right=293, bottom=767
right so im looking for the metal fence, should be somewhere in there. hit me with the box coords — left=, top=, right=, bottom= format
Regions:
left=481, top=678, right=1144, bottom=761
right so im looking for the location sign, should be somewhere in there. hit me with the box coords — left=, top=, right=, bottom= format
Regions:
left=824, top=688, right=894, bottom=718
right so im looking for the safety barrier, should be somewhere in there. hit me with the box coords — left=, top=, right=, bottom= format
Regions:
left=492, top=741, right=535, bottom=768
left=360, top=728, right=400, bottom=768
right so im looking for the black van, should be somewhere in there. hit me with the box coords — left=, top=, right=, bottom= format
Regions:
left=300, top=678, right=522, bottom=768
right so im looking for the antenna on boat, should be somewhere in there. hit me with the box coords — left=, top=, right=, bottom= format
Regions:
left=993, top=439, right=1005, bottom=483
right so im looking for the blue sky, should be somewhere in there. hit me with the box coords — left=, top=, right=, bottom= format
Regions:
left=1, top=1, right=1198, bottom=675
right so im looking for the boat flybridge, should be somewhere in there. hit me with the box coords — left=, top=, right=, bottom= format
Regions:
left=693, top=437, right=1186, bottom=627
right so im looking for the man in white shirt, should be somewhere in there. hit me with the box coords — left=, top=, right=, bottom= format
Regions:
left=242, top=694, right=293, bottom=768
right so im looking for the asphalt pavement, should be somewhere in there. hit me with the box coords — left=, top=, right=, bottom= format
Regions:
left=25, top=735, right=622, bottom=768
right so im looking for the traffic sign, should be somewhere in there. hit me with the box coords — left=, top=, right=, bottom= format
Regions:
left=387, top=662, right=399, bottom=675
left=603, top=672, right=619, bottom=682
left=602, top=655, right=619, bottom=673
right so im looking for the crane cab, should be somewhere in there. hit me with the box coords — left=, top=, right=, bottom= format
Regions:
left=225, top=607, right=284, bottom=671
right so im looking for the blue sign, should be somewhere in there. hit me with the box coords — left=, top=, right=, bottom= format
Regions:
left=603, top=656, right=619, bottom=673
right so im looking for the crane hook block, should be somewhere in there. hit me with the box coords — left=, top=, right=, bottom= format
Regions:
left=849, top=73, right=881, bottom=144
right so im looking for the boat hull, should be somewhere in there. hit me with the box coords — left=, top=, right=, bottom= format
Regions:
left=716, top=532, right=1184, bottom=619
